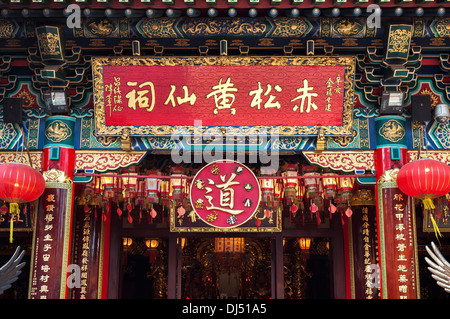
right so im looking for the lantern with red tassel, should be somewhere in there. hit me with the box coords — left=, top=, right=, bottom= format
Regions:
left=145, top=170, right=161, bottom=204
left=101, top=173, right=116, bottom=200
left=122, top=166, right=138, bottom=200
left=136, top=180, right=146, bottom=206
left=282, top=164, right=298, bottom=206
left=159, top=178, right=170, bottom=207
left=322, top=170, right=338, bottom=199
left=303, top=165, right=321, bottom=198
left=260, top=167, right=276, bottom=207
left=396, top=158, right=450, bottom=238
left=170, top=166, right=186, bottom=201
left=84, top=179, right=95, bottom=200
left=337, top=176, right=355, bottom=203
left=114, top=174, right=123, bottom=202
left=0, top=163, right=46, bottom=243
left=397, top=158, right=450, bottom=210
left=273, top=178, right=283, bottom=209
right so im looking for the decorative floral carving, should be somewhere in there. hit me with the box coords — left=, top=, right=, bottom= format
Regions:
left=387, top=28, right=412, bottom=54
left=408, top=151, right=450, bottom=164
left=43, top=169, right=72, bottom=184
left=74, top=150, right=146, bottom=172
left=0, top=151, right=42, bottom=171
left=37, top=32, right=61, bottom=55
left=377, top=169, right=399, bottom=184
left=303, top=150, right=374, bottom=172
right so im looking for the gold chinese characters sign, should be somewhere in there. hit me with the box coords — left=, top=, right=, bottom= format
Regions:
left=171, top=160, right=281, bottom=232
left=29, top=170, right=73, bottom=299
left=377, top=169, right=420, bottom=299
left=92, top=56, right=355, bottom=137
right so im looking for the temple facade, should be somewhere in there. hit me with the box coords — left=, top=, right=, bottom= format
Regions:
left=0, top=0, right=450, bottom=299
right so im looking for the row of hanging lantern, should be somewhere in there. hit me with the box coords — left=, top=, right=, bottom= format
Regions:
left=82, top=166, right=189, bottom=204
left=79, top=164, right=356, bottom=225
left=79, top=165, right=191, bottom=224
left=259, top=164, right=356, bottom=225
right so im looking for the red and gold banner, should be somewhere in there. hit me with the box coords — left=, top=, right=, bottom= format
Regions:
left=93, top=56, right=355, bottom=136
left=71, top=205, right=103, bottom=299
left=377, top=170, right=419, bottom=299
left=29, top=181, right=72, bottom=299
left=347, top=189, right=380, bottom=299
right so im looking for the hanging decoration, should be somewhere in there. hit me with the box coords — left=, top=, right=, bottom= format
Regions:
left=282, top=164, right=299, bottom=206
left=145, top=170, right=161, bottom=204
left=0, top=162, right=46, bottom=243
left=122, top=166, right=138, bottom=202
left=303, top=165, right=324, bottom=224
left=170, top=166, right=187, bottom=201
left=101, top=173, right=116, bottom=200
left=322, top=170, right=338, bottom=200
left=397, top=158, right=450, bottom=238
left=76, top=162, right=362, bottom=230
left=337, top=176, right=355, bottom=203
left=397, top=158, right=450, bottom=210
left=260, top=167, right=276, bottom=207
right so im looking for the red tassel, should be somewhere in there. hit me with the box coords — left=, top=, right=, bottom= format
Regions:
left=255, top=218, right=261, bottom=231
left=345, top=205, right=353, bottom=218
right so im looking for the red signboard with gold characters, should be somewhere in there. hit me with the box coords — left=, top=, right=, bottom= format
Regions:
left=92, top=56, right=355, bottom=137
left=190, top=160, right=261, bottom=229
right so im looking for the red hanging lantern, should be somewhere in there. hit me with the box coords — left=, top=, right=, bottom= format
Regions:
left=145, top=170, right=161, bottom=204
left=337, top=176, right=355, bottom=203
left=322, top=170, right=338, bottom=199
left=397, top=158, right=450, bottom=210
left=0, top=163, right=46, bottom=242
left=122, top=166, right=138, bottom=200
left=260, top=166, right=276, bottom=206
left=101, top=173, right=116, bottom=200
left=169, top=166, right=186, bottom=201
left=282, top=164, right=298, bottom=205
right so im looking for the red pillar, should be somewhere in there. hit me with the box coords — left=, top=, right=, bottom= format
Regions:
left=29, top=116, right=76, bottom=299
left=374, top=116, right=420, bottom=299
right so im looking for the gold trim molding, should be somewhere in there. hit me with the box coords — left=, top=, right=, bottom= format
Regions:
left=0, top=151, right=43, bottom=171
left=0, top=151, right=147, bottom=173
left=92, top=55, right=356, bottom=137
left=408, top=150, right=450, bottom=164
left=74, top=150, right=147, bottom=172
left=303, top=150, right=375, bottom=172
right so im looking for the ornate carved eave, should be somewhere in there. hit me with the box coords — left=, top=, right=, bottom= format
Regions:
left=303, top=150, right=375, bottom=172
left=1, top=150, right=449, bottom=175
left=0, top=150, right=146, bottom=173
left=303, top=150, right=450, bottom=173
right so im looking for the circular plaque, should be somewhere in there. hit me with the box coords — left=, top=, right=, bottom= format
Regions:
left=189, top=160, right=261, bottom=229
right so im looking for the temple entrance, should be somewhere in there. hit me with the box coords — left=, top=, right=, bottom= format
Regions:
left=118, top=235, right=333, bottom=299
left=120, top=237, right=168, bottom=299
left=181, top=237, right=271, bottom=299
